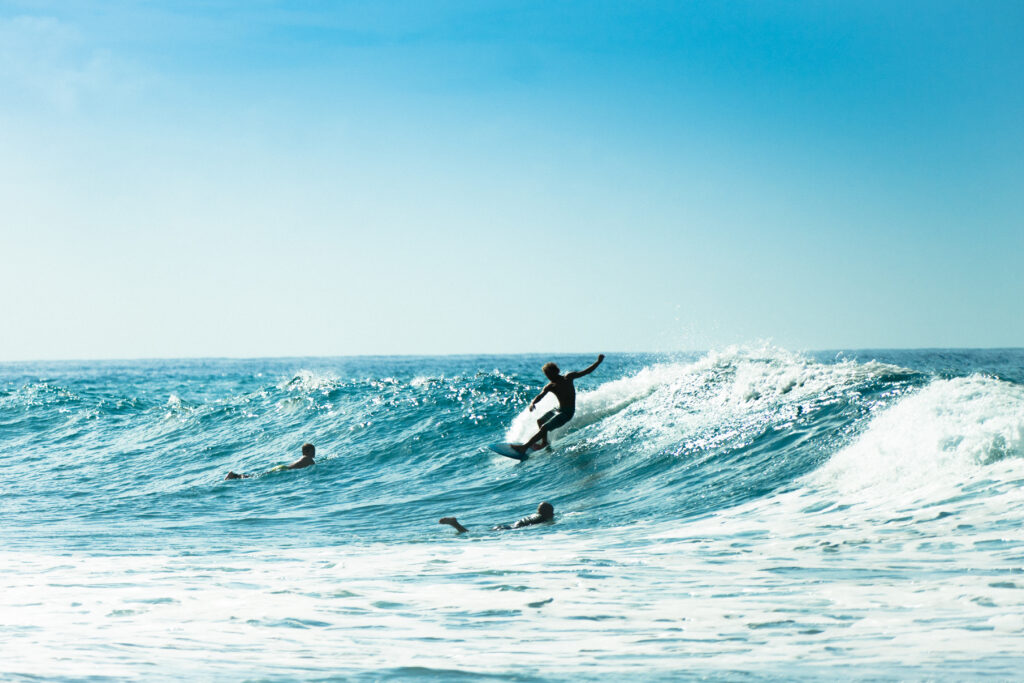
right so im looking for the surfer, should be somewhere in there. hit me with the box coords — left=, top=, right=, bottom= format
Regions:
left=439, top=501, right=555, bottom=534
left=511, top=354, right=605, bottom=455
left=225, top=443, right=316, bottom=480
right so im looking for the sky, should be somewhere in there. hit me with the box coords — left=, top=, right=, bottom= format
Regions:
left=1, top=0, right=1022, bottom=360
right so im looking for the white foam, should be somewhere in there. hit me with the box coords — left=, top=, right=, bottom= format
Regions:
left=812, top=374, right=1024, bottom=506
left=506, top=345, right=908, bottom=452
left=277, top=369, right=341, bottom=394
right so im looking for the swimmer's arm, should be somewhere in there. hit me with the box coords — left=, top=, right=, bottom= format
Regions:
left=501, top=516, right=549, bottom=530
left=511, top=515, right=542, bottom=529
left=439, top=517, right=468, bottom=533
left=528, top=383, right=553, bottom=410
left=567, top=354, right=605, bottom=380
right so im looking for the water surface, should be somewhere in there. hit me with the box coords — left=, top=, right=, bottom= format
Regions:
left=2, top=347, right=1023, bottom=680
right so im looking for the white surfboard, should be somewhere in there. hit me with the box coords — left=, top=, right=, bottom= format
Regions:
left=487, top=442, right=529, bottom=461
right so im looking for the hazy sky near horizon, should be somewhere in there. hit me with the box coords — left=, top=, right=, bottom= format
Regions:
left=2, top=1, right=1022, bottom=360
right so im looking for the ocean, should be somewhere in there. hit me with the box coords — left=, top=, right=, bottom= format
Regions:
left=2, top=347, right=1023, bottom=680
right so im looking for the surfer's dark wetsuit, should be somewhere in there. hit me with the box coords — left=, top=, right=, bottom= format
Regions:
left=513, top=355, right=604, bottom=454
left=537, top=405, right=573, bottom=432
left=439, top=502, right=554, bottom=534
left=494, top=505, right=554, bottom=531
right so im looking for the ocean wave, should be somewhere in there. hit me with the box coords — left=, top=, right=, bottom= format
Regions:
left=508, top=345, right=915, bottom=454
left=812, top=374, right=1024, bottom=506
left=0, top=381, right=81, bottom=409
left=2, top=349, right=1020, bottom=549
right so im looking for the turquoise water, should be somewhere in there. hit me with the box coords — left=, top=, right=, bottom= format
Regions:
left=2, top=347, right=1023, bottom=680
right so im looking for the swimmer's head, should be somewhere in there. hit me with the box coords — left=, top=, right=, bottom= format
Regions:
left=302, top=443, right=315, bottom=458
left=537, top=501, right=554, bottom=520
left=542, top=362, right=560, bottom=380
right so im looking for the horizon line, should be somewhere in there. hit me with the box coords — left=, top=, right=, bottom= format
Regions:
left=2, top=346, right=1022, bottom=365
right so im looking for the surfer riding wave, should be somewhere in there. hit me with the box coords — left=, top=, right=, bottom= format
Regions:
left=513, top=354, right=604, bottom=455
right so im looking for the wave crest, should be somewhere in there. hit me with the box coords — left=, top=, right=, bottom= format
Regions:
left=813, top=374, right=1024, bottom=502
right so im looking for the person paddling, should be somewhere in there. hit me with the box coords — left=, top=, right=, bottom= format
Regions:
left=512, top=354, right=604, bottom=455
left=439, top=502, right=555, bottom=534
left=225, top=442, right=317, bottom=480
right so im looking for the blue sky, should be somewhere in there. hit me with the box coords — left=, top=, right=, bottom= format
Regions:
left=1, top=1, right=1022, bottom=360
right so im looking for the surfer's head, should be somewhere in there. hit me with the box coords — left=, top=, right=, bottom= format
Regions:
left=537, top=501, right=554, bottom=520
left=542, top=362, right=561, bottom=380
left=302, top=443, right=315, bottom=458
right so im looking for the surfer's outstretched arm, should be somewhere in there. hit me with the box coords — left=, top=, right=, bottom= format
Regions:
left=567, top=354, right=605, bottom=380
left=439, top=517, right=469, bottom=533
left=528, top=383, right=553, bottom=411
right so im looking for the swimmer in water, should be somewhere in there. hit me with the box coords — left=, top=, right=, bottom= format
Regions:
left=439, top=501, right=555, bottom=534
left=512, top=354, right=604, bottom=455
left=225, top=442, right=316, bottom=480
